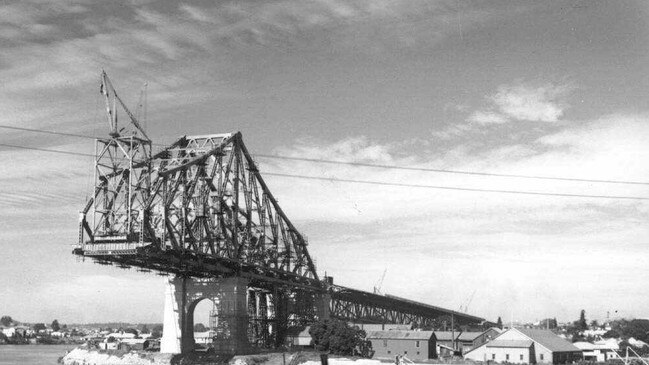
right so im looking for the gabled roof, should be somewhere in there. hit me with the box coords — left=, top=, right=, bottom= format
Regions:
left=487, top=340, right=533, bottom=348
left=516, top=328, right=581, bottom=352
left=458, top=331, right=488, bottom=341
left=285, top=326, right=310, bottom=337
left=434, top=331, right=459, bottom=341
left=367, top=330, right=434, bottom=340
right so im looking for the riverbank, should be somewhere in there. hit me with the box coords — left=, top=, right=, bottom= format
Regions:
left=61, top=348, right=175, bottom=365
left=0, top=344, right=78, bottom=365
left=60, top=349, right=354, bottom=365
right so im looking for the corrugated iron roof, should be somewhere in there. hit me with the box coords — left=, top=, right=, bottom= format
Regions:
left=516, top=328, right=581, bottom=352
left=367, top=330, right=434, bottom=340
left=458, top=331, right=487, bottom=341
left=486, top=340, right=533, bottom=348
left=434, top=331, right=459, bottom=341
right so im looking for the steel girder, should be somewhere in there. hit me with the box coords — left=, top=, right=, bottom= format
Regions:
left=77, top=132, right=319, bottom=287
left=329, top=286, right=485, bottom=327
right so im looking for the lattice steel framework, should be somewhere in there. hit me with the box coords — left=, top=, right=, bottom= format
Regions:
left=329, top=286, right=485, bottom=328
left=78, top=131, right=319, bottom=286
left=75, top=72, right=486, bottom=350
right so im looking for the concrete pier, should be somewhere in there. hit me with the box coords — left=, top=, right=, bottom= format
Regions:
left=160, top=276, right=250, bottom=354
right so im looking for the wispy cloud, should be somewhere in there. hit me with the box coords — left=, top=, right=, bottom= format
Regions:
left=468, top=82, right=574, bottom=125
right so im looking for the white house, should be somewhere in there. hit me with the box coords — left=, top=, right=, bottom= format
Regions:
left=573, top=342, right=618, bottom=362
left=1, top=327, right=16, bottom=337
left=464, top=328, right=582, bottom=364
left=194, top=330, right=215, bottom=344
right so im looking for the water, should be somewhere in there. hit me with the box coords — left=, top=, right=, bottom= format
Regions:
left=0, top=345, right=77, bottom=365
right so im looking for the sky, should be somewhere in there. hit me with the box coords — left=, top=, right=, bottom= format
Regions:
left=0, top=0, right=648, bottom=326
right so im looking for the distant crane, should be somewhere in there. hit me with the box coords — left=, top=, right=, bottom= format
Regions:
left=459, top=289, right=476, bottom=313
left=373, top=268, right=387, bottom=295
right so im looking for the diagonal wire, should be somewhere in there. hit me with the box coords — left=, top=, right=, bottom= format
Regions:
left=263, top=172, right=649, bottom=201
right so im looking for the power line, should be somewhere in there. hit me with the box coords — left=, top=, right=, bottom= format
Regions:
left=0, top=143, right=96, bottom=158
left=0, top=142, right=647, bottom=200
left=2, top=124, right=647, bottom=186
left=254, top=154, right=649, bottom=186
left=0, top=124, right=172, bottom=149
left=0, top=125, right=99, bottom=141
left=262, top=172, right=649, bottom=201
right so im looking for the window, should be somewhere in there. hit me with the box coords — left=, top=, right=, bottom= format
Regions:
left=506, top=354, right=510, bottom=361
left=492, top=354, right=496, bottom=360
left=520, top=354, right=524, bottom=360
left=416, top=341, right=420, bottom=348
left=417, top=352, right=420, bottom=355
left=540, top=354, right=544, bottom=361
left=388, top=351, right=391, bottom=354
left=404, top=351, right=408, bottom=355
left=383, top=340, right=387, bottom=347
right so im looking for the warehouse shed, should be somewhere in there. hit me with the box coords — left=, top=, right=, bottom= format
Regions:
left=367, top=330, right=437, bottom=361
left=464, top=328, right=582, bottom=364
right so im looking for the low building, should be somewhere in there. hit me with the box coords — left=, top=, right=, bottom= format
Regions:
left=464, top=328, right=582, bottom=364
left=470, top=328, right=503, bottom=349
left=573, top=342, right=618, bottom=362
left=434, top=331, right=460, bottom=356
left=367, top=330, right=437, bottom=361
left=457, top=328, right=503, bottom=353
left=286, top=326, right=312, bottom=347
left=194, top=330, right=215, bottom=344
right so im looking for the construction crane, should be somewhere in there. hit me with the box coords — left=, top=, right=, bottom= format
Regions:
left=459, top=289, right=476, bottom=313
left=373, top=268, right=387, bottom=295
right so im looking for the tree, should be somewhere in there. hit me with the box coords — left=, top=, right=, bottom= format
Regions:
left=577, top=310, right=587, bottom=331
left=151, top=325, right=163, bottom=339
left=124, top=328, right=139, bottom=337
left=309, top=319, right=368, bottom=356
left=590, top=320, right=599, bottom=329
left=496, top=317, right=503, bottom=329
left=33, top=323, right=46, bottom=332
left=194, top=323, right=207, bottom=332
left=140, top=325, right=150, bottom=334
left=51, top=320, right=60, bottom=332
left=540, top=318, right=558, bottom=329
left=0, top=316, right=13, bottom=327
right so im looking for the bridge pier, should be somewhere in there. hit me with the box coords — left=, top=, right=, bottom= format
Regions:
left=316, top=293, right=331, bottom=320
left=160, top=275, right=250, bottom=354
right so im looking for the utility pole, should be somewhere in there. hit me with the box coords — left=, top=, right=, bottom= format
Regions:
left=451, top=314, right=455, bottom=352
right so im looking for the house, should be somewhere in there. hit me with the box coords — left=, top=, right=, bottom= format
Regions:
left=457, top=328, right=502, bottom=353
left=285, top=326, right=312, bottom=347
left=573, top=342, right=617, bottom=362
left=594, top=338, right=619, bottom=350
left=464, top=328, right=582, bottom=364
left=194, top=330, right=215, bottom=344
left=367, top=330, right=437, bottom=361
left=2, top=327, right=16, bottom=337
left=470, top=328, right=502, bottom=349
left=628, top=337, right=649, bottom=348
left=434, top=331, right=460, bottom=356
left=99, top=337, right=119, bottom=350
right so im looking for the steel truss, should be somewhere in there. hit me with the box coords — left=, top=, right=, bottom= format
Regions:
left=75, top=72, right=485, bottom=349
left=77, top=129, right=319, bottom=286
left=329, top=286, right=484, bottom=328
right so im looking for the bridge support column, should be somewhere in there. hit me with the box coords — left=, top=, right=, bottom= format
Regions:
left=316, top=293, right=331, bottom=320
left=160, top=275, right=250, bottom=354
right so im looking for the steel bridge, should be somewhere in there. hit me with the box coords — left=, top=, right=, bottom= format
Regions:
left=73, top=72, right=485, bottom=353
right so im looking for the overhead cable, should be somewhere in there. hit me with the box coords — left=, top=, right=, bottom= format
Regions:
left=0, top=142, right=646, bottom=201
left=1, top=124, right=647, bottom=186
left=263, top=172, right=649, bottom=201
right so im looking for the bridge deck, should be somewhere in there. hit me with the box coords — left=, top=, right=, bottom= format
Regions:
left=330, top=285, right=484, bottom=325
